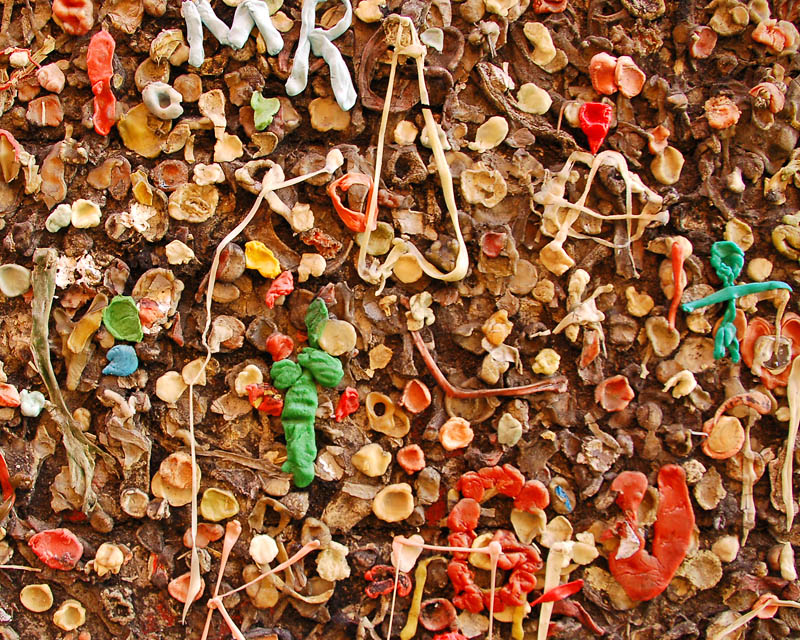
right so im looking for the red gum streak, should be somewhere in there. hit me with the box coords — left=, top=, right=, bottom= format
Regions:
left=669, top=241, right=685, bottom=331
left=410, top=330, right=568, bottom=398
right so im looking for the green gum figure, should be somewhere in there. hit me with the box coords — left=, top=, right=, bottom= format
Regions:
left=681, top=241, right=792, bottom=362
left=271, top=300, right=343, bottom=487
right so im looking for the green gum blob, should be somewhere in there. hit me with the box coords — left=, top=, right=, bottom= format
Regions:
left=102, top=295, right=144, bottom=342
left=250, top=92, right=281, bottom=131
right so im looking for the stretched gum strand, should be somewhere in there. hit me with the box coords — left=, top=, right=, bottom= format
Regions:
left=706, top=391, right=772, bottom=430
left=181, top=1, right=204, bottom=68
left=539, top=152, right=663, bottom=230
left=740, top=418, right=757, bottom=544
left=227, top=2, right=258, bottom=49
left=183, top=0, right=284, bottom=67
left=410, top=329, right=568, bottom=398
left=784, top=357, right=800, bottom=531
left=199, top=520, right=242, bottom=640
left=356, top=18, right=469, bottom=290
left=709, top=595, right=800, bottom=640
left=181, top=154, right=343, bottom=622
left=681, top=281, right=793, bottom=312
left=242, top=0, right=283, bottom=54
left=388, top=536, right=502, bottom=640
left=200, top=540, right=322, bottom=640
left=537, top=542, right=572, bottom=640
left=535, top=150, right=666, bottom=271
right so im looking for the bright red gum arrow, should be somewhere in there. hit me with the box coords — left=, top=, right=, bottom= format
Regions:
left=579, top=102, right=613, bottom=154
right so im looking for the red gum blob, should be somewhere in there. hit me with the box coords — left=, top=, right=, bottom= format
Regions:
left=481, top=231, right=506, bottom=258
left=579, top=329, right=601, bottom=368
left=29, top=528, right=84, bottom=570
left=364, top=565, right=412, bottom=598
left=400, top=378, right=431, bottom=414
left=52, top=0, right=94, bottom=35
left=690, top=26, right=717, bottom=58
left=447, top=498, right=481, bottom=532
left=334, top=386, right=359, bottom=422
left=326, top=173, right=372, bottom=233
left=480, top=464, right=524, bottom=497
left=396, top=444, right=426, bottom=474
left=530, top=578, right=584, bottom=606
left=552, top=599, right=605, bottom=635
left=750, top=82, right=786, bottom=114
left=0, top=129, right=22, bottom=161
left=86, top=31, right=116, bottom=136
left=532, top=0, right=567, bottom=13
left=614, top=56, right=646, bottom=98
left=246, top=383, right=283, bottom=415
left=168, top=571, right=205, bottom=603
left=514, top=479, right=550, bottom=512
left=265, top=271, right=294, bottom=309
left=752, top=20, right=788, bottom=53
left=588, top=52, right=618, bottom=95
left=0, top=449, right=15, bottom=508
left=0, top=384, right=20, bottom=408
left=594, top=375, right=635, bottom=412
left=647, top=125, right=670, bottom=154
left=266, top=332, right=294, bottom=361
left=607, top=465, right=694, bottom=601
left=432, top=633, right=468, bottom=640
left=419, top=598, right=458, bottom=631
left=754, top=593, right=780, bottom=619
left=138, top=298, right=163, bottom=328
left=578, top=102, right=613, bottom=155
left=457, top=471, right=485, bottom=501
left=183, top=523, right=224, bottom=549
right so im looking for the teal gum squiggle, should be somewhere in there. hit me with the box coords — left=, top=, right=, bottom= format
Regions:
left=681, top=241, right=792, bottom=362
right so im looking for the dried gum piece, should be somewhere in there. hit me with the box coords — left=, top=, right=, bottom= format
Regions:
left=53, top=600, right=86, bottom=631
left=373, top=483, right=415, bottom=522
left=250, top=534, right=279, bottom=566
left=438, top=416, right=474, bottom=450
left=365, top=392, right=410, bottom=437
left=20, top=584, right=54, bottom=612
left=200, top=487, right=240, bottom=521
left=234, top=364, right=263, bottom=396
left=156, top=371, right=188, bottom=403
left=351, top=443, right=392, bottom=477
left=318, top=319, right=357, bottom=356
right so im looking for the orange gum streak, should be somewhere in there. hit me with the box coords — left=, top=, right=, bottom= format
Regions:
left=410, top=330, right=568, bottom=398
left=668, top=241, right=685, bottom=331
